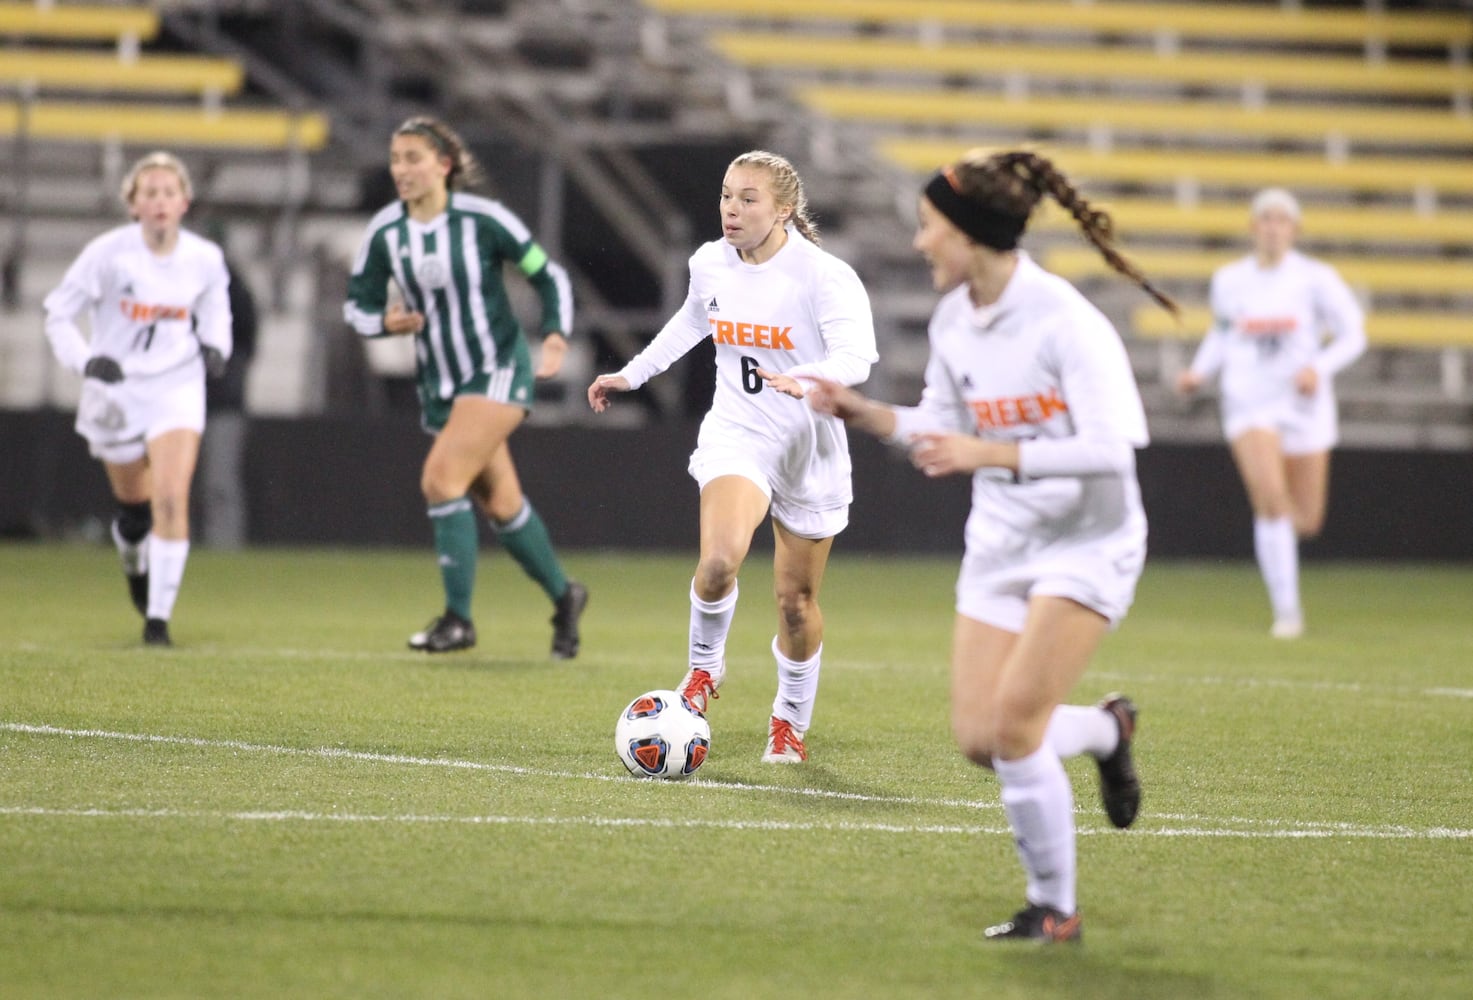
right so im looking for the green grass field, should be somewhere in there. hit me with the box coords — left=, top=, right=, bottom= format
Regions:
left=2, top=543, right=1470, bottom=999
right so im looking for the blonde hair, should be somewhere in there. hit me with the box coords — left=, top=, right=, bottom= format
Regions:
left=120, top=151, right=193, bottom=208
left=393, top=116, right=485, bottom=191
left=728, top=149, right=820, bottom=246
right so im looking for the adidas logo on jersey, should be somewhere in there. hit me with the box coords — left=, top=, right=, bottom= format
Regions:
left=708, top=297, right=719, bottom=312
left=959, top=373, right=974, bottom=389
left=708, top=318, right=795, bottom=351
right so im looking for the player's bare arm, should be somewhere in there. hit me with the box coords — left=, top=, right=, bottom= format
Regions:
left=587, top=373, right=630, bottom=413
left=909, top=433, right=1019, bottom=478
left=535, top=332, right=567, bottom=380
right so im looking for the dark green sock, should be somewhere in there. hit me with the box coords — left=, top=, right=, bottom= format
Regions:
left=494, top=500, right=568, bottom=604
left=429, top=498, right=478, bottom=620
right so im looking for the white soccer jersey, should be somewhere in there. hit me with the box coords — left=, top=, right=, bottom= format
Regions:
left=889, top=253, right=1148, bottom=563
left=619, top=228, right=878, bottom=508
left=43, top=223, right=232, bottom=379
left=1189, top=250, right=1366, bottom=412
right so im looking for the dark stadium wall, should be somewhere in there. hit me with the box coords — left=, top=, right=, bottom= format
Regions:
left=2, top=409, right=1470, bottom=559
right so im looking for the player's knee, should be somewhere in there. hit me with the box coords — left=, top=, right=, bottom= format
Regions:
left=1295, top=512, right=1325, bottom=539
left=115, top=501, right=152, bottom=543
left=951, top=712, right=997, bottom=767
left=694, top=554, right=741, bottom=598
left=151, top=494, right=188, bottom=535
left=775, top=588, right=815, bottom=633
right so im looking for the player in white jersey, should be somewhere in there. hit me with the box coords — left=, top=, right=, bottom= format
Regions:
left=344, top=117, right=587, bottom=658
left=1176, top=189, right=1366, bottom=639
left=588, top=150, right=877, bottom=763
left=43, top=151, right=232, bottom=648
left=810, top=150, right=1177, bottom=943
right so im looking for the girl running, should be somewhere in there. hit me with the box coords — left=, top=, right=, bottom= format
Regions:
left=344, top=116, right=587, bottom=656
left=43, top=151, right=232, bottom=647
left=1175, top=188, right=1366, bottom=638
left=809, top=150, right=1172, bottom=941
left=587, top=150, right=877, bottom=763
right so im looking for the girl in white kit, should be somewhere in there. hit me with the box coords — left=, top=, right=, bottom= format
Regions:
left=43, top=151, right=232, bottom=647
left=809, top=149, right=1175, bottom=942
left=588, top=150, right=877, bottom=764
left=1176, top=188, right=1366, bottom=639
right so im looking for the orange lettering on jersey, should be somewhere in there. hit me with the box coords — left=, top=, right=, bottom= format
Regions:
left=119, top=299, right=189, bottom=324
left=969, top=388, right=1069, bottom=431
left=1240, top=316, right=1297, bottom=337
left=708, top=318, right=796, bottom=352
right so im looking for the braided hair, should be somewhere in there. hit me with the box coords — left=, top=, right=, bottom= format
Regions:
left=729, top=150, right=821, bottom=246
left=393, top=116, right=485, bottom=192
left=947, top=150, right=1178, bottom=316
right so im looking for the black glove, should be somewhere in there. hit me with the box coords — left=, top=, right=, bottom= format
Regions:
left=201, top=346, right=228, bottom=379
left=83, top=356, right=124, bottom=384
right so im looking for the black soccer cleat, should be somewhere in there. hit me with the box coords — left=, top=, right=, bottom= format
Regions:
left=407, top=610, right=477, bottom=653
left=549, top=580, right=588, bottom=660
left=126, top=572, right=149, bottom=617
left=984, top=903, right=1082, bottom=944
left=142, top=618, right=172, bottom=647
left=1096, top=693, right=1141, bottom=829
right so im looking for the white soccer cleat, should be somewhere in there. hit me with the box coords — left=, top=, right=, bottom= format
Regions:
left=1270, top=616, right=1304, bottom=640
left=762, top=716, right=807, bottom=763
left=678, top=665, right=724, bottom=715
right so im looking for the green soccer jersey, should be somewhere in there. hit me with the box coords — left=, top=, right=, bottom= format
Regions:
left=343, top=192, right=573, bottom=402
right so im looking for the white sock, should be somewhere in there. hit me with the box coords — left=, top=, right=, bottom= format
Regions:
left=771, top=636, right=821, bottom=732
left=689, top=579, right=738, bottom=676
left=146, top=535, right=190, bottom=621
left=111, top=519, right=148, bottom=577
left=994, top=745, right=1077, bottom=915
left=1045, top=704, right=1118, bottom=760
left=1254, top=516, right=1301, bottom=621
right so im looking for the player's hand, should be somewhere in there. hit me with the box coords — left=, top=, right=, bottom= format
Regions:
left=83, top=355, right=124, bottom=384
left=1174, top=370, right=1204, bottom=397
left=805, top=378, right=868, bottom=421
left=201, top=346, right=228, bottom=379
left=909, top=433, right=992, bottom=478
left=384, top=303, right=425, bottom=335
left=1294, top=365, right=1319, bottom=396
left=756, top=367, right=805, bottom=399
left=535, top=333, right=568, bottom=380
left=587, top=373, right=631, bottom=413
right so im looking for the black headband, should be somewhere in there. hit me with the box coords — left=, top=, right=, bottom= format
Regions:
left=923, top=167, right=1027, bottom=251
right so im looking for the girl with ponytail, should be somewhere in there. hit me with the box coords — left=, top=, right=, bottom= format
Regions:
left=808, top=149, right=1167, bottom=942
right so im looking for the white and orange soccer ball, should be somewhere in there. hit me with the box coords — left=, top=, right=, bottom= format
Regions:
left=614, top=690, right=711, bottom=779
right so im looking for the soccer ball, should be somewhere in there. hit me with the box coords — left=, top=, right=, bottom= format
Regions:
left=614, top=689, right=711, bottom=779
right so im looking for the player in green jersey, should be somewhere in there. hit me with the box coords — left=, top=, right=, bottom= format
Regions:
left=344, top=116, right=587, bottom=656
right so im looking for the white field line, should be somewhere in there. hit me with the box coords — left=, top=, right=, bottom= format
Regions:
left=1, top=806, right=1469, bottom=840
left=4, top=722, right=1470, bottom=840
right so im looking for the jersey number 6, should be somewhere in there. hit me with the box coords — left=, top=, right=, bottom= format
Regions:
left=740, top=355, right=763, bottom=394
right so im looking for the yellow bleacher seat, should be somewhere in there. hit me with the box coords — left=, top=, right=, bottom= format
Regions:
left=0, top=2, right=157, bottom=42
left=713, top=33, right=1472, bottom=100
left=647, top=0, right=1473, bottom=48
left=0, top=100, right=330, bottom=151
left=798, top=86, right=1473, bottom=149
left=1131, top=304, right=1473, bottom=349
left=876, top=140, right=1473, bottom=199
left=1031, top=200, right=1473, bottom=248
left=0, top=51, right=244, bottom=96
left=1045, top=246, right=1472, bottom=297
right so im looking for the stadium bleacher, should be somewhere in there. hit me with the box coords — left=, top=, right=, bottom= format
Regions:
left=645, top=0, right=1473, bottom=424
left=0, top=2, right=328, bottom=151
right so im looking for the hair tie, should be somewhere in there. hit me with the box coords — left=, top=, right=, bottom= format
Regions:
left=923, top=169, right=1027, bottom=250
